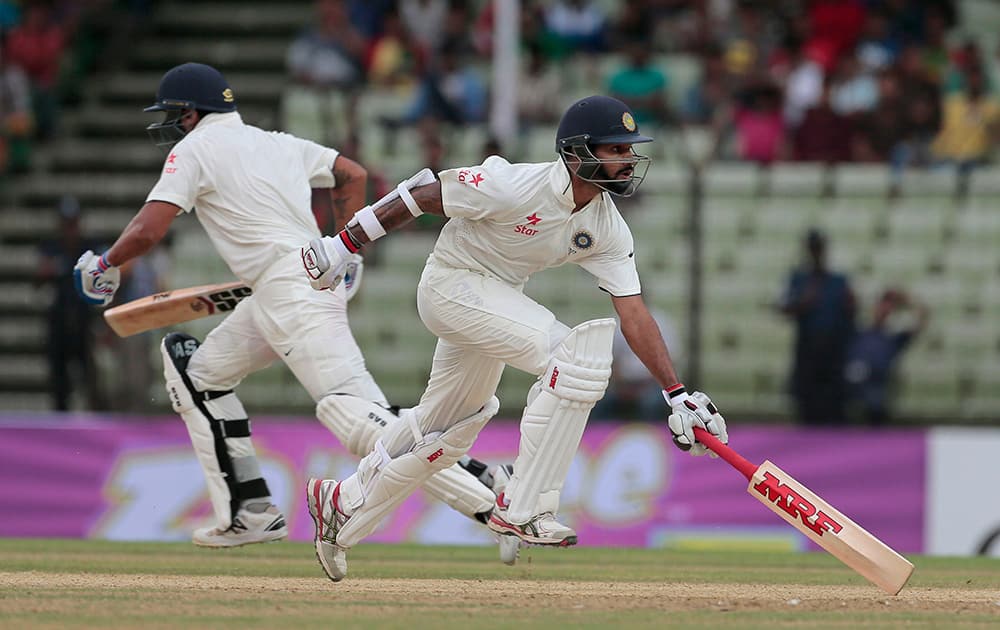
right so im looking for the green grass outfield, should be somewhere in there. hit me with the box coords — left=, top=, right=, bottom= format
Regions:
left=1, top=539, right=998, bottom=629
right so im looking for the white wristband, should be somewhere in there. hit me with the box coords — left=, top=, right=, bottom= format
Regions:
left=353, top=205, right=386, bottom=240
left=397, top=183, right=423, bottom=217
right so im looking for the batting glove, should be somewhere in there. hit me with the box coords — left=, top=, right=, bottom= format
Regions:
left=342, top=253, right=364, bottom=302
left=664, top=384, right=728, bottom=457
left=301, top=235, right=352, bottom=291
left=73, top=250, right=120, bottom=306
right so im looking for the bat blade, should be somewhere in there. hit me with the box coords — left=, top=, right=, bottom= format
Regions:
left=749, top=460, right=914, bottom=595
left=103, top=281, right=252, bottom=337
left=693, top=427, right=914, bottom=595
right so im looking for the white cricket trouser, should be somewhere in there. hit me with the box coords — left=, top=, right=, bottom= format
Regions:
left=414, top=258, right=571, bottom=433
left=186, top=250, right=386, bottom=404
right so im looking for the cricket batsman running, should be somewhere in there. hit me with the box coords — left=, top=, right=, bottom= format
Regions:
left=300, top=95, right=730, bottom=580
left=72, top=62, right=500, bottom=546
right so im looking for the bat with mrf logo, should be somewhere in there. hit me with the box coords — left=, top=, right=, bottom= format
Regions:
left=693, top=427, right=914, bottom=595
left=103, top=281, right=252, bottom=337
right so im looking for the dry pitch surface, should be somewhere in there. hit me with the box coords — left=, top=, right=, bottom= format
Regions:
left=1, top=539, right=998, bottom=628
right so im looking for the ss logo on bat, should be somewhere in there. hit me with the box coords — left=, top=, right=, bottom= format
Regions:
left=208, top=287, right=253, bottom=311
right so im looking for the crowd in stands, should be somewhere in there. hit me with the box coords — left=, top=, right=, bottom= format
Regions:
left=286, top=0, right=998, bottom=185
left=0, top=0, right=149, bottom=178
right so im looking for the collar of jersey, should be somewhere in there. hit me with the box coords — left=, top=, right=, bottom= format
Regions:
left=191, top=111, right=243, bottom=135
left=547, top=159, right=576, bottom=208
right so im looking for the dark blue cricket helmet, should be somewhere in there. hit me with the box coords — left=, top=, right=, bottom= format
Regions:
left=555, top=95, right=653, bottom=197
left=144, top=63, right=236, bottom=148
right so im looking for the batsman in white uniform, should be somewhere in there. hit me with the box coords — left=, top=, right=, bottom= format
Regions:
left=299, top=95, right=730, bottom=581
left=73, top=62, right=499, bottom=547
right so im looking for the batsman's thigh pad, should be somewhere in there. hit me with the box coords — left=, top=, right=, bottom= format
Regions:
left=317, top=394, right=495, bottom=518
left=316, top=394, right=398, bottom=457
left=506, top=319, right=616, bottom=524
left=336, top=397, right=499, bottom=547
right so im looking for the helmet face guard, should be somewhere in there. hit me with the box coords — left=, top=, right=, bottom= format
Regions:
left=559, top=135, right=651, bottom=197
left=145, top=108, right=190, bottom=149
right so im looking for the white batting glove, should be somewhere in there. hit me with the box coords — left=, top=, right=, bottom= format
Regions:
left=342, top=253, right=364, bottom=302
left=664, top=384, right=728, bottom=457
left=301, top=235, right=353, bottom=291
left=73, top=250, right=120, bottom=306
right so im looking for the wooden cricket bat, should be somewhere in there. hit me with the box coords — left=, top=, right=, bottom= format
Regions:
left=103, top=281, right=252, bottom=337
left=693, top=427, right=914, bottom=595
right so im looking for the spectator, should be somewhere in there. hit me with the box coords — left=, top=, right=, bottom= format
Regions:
left=682, top=46, right=728, bottom=125
left=399, top=0, right=448, bottom=61
left=0, top=46, right=33, bottom=174
left=286, top=0, right=367, bottom=145
left=782, top=37, right=825, bottom=129
left=855, top=8, right=900, bottom=73
left=731, top=81, right=785, bottom=164
left=778, top=229, right=856, bottom=425
left=364, top=5, right=419, bottom=87
left=36, top=196, right=106, bottom=411
left=844, top=289, right=929, bottom=426
left=829, top=54, right=878, bottom=117
left=794, top=79, right=853, bottom=163
left=387, top=39, right=487, bottom=129
left=4, top=1, right=66, bottom=140
left=930, top=65, right=1000, bottom=176
left=347, top=0, right=394, bottom=40
left=804, top=0, right=866, bottom=73
left=606, top=40, right=673, bottom=130
left=851, top=69, right=906, bottom=162
left=541, top=0, right=608, bottom=58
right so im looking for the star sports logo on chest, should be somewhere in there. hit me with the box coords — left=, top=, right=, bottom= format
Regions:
left=515, top=213, right=542, bottom=236
left=457, top=169, right=485, bottom=187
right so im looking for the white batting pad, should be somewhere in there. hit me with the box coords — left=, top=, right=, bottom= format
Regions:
left=506, top=318, right=615, bottom=524
left=317, top=394, right=495, bottom=519
left=336, top=397, right=499, bottom=548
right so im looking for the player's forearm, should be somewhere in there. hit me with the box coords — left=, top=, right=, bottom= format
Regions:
left=622, top=318, right=681, bottom=389
left=106, top=220, right=161, bottom=266
left=343, top=182, right=444, bottom=248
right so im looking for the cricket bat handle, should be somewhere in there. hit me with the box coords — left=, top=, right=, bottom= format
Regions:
left=693, top=427, right=758, bottom=481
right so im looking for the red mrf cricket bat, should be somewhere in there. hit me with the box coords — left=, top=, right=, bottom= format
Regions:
left=693, top=427, right=914, bottom=595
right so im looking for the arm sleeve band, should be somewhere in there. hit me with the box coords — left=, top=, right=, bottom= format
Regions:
left=353, top=206, right=387, bottom=240
left=397, top=183, right=423, bottom=217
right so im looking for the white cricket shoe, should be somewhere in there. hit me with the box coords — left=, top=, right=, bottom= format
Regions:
left=192, top=505, right=287, bottom=548
left=487, top=496, right=577, bottom=547
left=306, top=477, right=349, bottom=582
left=498, top=534, right=521, bottom=565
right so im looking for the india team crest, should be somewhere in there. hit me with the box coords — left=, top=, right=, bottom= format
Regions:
left=223, top=88, right=234, bottom=102
left=622, top=112, right=636, bottom=132
left=572, top=230, right=595, bottom=250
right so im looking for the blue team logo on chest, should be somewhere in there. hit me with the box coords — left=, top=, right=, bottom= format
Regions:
left=572, top=230, right=595, bottom=250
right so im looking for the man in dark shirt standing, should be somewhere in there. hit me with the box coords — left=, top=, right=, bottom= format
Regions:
left=779, top=229, right=856, bottom=425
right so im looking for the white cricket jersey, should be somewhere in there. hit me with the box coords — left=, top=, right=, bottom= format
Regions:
left=146, top=112, right=338, bottom=286
left=435, top=156, right=641, bottom=297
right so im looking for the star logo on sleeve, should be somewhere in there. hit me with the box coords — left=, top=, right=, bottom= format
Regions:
left=457, top=169, right=486, bottom=187
left=165, top=152, right=178, bottom=174
left=525, top=213, right=541, bottom=225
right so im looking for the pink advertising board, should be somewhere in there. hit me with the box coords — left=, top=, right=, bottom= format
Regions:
left=0, top=415, right=925, bottom=552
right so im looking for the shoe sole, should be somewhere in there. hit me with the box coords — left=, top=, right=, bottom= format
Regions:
left=488, top=517, right=578, bottom=547
left=192, top=530, right=287, bottom=549
left=306, top=478, right=344, bottom=582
